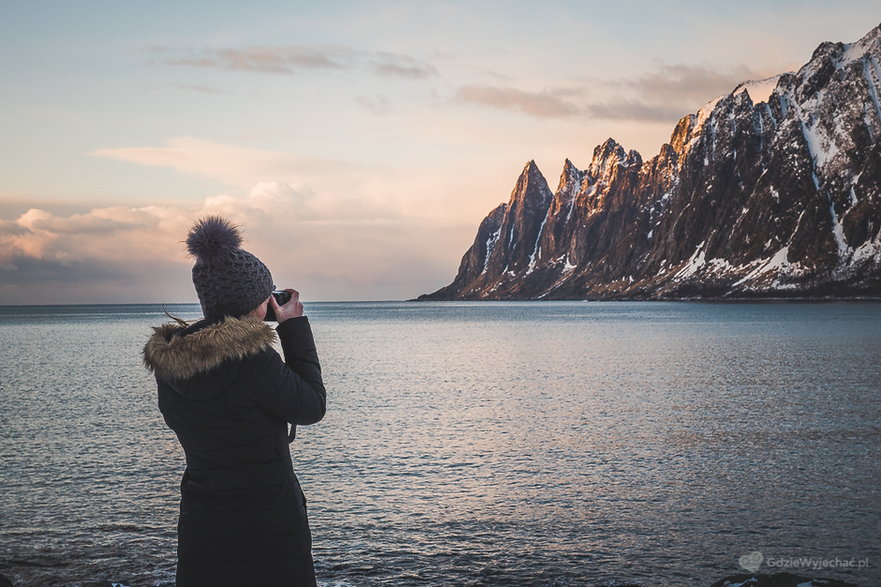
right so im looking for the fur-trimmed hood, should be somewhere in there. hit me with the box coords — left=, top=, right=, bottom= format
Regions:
left=143, top=317, right=277, bottom=383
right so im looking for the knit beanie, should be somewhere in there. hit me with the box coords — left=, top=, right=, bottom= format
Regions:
left=185, top=216, right=273, bottom=319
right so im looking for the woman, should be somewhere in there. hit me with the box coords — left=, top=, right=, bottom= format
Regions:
left=143, top=216, right=327, bottom=586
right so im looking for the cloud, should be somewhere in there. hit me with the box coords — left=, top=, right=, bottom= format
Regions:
left=369, top=52, right=438, bottom=79
left=157, top=45, right=437, bottom=79
left=0, top=255, right=131, bottom=286
left=0, top=181, right=465, bottom=303
left=91, top=137, right=356, bottom=189
left=89, top=136, right=461, bottom=225
left=196, top=46, right=349, bottom=74
left=88, top=135, right=478, bottom=227
left=569, top=63, right=772, bottom=123
left=1, top=206, right=177, bottom=268
left=448, top=61, right=770, bottom=123
left=162, top=46, right=350, bottom=74
left=356, top=94, right=393, bottom=116
left=580, top=63, right=771, bottom=122
left=454, top=84, right=583, bottom=118
left=92, top=137, right=296, bottom=181
left=621, top=63, right=761, bottom=104
left=164, top=83, right=229, bottom=95
left=585, top=98, right=692, bottom=122
left=16, top=208, right=142, bottom=235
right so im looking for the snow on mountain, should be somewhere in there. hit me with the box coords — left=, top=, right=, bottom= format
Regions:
left=420, top=23, right=881, bottom=301
left=734, top=75, right=784, bottom=104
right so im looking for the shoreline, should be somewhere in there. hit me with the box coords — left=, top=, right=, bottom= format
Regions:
left=0, top=571, right=864, bottom=587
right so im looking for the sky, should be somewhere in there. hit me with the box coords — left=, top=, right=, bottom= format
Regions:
left=0, top=1, right=878, bottom=303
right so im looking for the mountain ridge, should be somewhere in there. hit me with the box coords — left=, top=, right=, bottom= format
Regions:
left=420, top=23, right=881, bottom=301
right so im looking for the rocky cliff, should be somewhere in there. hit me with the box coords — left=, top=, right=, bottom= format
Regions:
left=421, top=24, right=881, bottom=300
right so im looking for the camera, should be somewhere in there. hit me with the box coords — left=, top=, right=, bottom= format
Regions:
left=264, top=290, right=292, bottom=322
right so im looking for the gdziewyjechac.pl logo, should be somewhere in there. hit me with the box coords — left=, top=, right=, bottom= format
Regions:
left=738, top=551, right=870, bottom=574
left=738, top=551, right=763, bottom=573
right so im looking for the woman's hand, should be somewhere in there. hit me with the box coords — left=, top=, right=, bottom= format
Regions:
left=269, top=289, right=304, bottom=323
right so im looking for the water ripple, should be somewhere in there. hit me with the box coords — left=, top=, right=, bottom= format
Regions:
left=1, top=302, right=879, bottom=586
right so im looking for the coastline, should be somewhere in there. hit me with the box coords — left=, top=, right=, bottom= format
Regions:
left=0, top=571, right=863, bottom=587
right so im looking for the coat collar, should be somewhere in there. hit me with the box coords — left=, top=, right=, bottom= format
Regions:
left=143, top=316, right=276, bottom=381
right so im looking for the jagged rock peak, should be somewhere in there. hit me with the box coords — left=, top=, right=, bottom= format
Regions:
left=669, top=115, right=694, bottom=154
left=811, top=40, right=844, bottom=62
left=625, top=149, right=643, bottom=167
left=593, top=138, right=623, bottom=160
left=511, top=159, right=546, bottom=190
left=844, top=20, right=881, bottom=59
left=561, top=158, right=581, bottom=178
left=587, top=138, right=640, bottom=176
left=523, top=159, right=541, bottom=174
left=556, top=158, right=584, bottom=193
left=560, top=158, right=581, bottom=178
left=508, top=159, right=553, bottom=208
left=803, top=21, right=880, bottom=73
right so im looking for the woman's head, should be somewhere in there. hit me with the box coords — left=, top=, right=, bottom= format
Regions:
left=186, top=216, right=273, bottom=320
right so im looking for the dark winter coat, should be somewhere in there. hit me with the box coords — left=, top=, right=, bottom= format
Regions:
left=143, top=315, right=326, bottom=587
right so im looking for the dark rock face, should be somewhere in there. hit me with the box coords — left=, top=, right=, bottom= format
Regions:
left=421, top=23, right=881, bottom=300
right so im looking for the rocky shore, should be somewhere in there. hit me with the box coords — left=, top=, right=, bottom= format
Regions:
left=0, top=574, right=133, bottom=587
left=0, top=571, right=861, bottom=586
left=709, top=573, right=859, bottom=587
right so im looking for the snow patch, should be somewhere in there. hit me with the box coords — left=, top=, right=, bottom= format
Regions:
left=481, top=227, right=502, bottom=274
left=842, top=33, right=878, bottom=65
left=682, top=95, right=724, bottom=154
left=851, top=233, right=881, bottom=264
left=734, top=75, right=782, bottom=104
left=828, top=201, right=851, bottom=261
left=696, top=96, right=723, bottom=128
left=862, top=56, right=881, bottom=125
left=540, top=255, right=580, bottom=295
left=766, top=246, right=792, bottom=271
left=565, top=190, right=578, bottom=222
left=526, top=213, right=549, bottom=274
left=733, top=247, right=792, bottom=286
left=779, top=93, right=790, bottom=117
left=799, top=118, right=839, bottom=169
left=560, top=169, right=585, bottom=223
left=705, top=257, right=735, bottom=273
left=675, top=241, right=707, bottom=279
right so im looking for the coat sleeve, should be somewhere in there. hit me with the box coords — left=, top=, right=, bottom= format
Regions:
left=253, top=316, right=327, bottom=440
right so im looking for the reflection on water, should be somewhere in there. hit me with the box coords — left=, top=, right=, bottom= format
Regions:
left=0, top=302, right=879, bottom=586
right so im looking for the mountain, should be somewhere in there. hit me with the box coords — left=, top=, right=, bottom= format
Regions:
left=420, top=24, right=881, bottom=300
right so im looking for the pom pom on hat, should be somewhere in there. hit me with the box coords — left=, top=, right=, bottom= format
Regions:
left=186, top=216, right=243, bottom=260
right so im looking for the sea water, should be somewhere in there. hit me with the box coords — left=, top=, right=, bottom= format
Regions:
left=0, top=301, right=879, bottom=586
